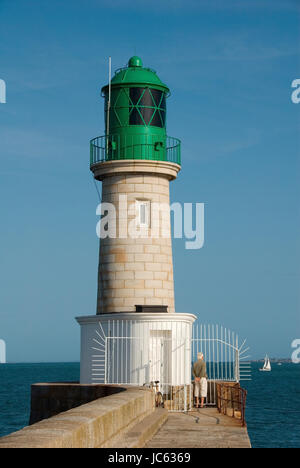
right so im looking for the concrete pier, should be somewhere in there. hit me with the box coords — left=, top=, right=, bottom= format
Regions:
left=0, top=389, right=251, bottom=448
left=146, top=409, right=251, bottom=449
left=0, top=387, right=156, bottom=448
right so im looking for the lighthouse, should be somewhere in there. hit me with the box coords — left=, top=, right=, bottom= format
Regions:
left=77, top=57, right=196, bottom=402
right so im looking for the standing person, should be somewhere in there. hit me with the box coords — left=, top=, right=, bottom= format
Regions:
left=193, top=352, right=208, bottom=408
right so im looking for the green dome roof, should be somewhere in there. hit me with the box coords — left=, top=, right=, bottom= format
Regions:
left=128, top=56, right=143, bottom=68
left=101, top=56, right=169, bottom=94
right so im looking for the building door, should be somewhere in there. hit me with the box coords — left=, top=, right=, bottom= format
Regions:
left=149, top=330, right=171, bottom=386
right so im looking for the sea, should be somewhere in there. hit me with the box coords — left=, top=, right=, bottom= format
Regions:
left=0, top=362, right=299, bottom=448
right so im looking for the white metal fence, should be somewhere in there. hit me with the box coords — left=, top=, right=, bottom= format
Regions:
left=192, top=324, right=251, bottom=405
left=105, top=336, right=189, bottom=386
left=90, top=321, right=251, bottom=411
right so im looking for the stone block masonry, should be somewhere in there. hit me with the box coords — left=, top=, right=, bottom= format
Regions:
left=96, top=162, right=180, bottom=315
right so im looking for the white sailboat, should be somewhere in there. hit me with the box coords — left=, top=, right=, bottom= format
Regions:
left=260, top=355, right=271, bottom=372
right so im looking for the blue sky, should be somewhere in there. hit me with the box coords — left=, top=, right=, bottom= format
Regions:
left=0, top=0, right=299, bottom=361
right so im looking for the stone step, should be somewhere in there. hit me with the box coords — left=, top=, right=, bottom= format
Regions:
left=116, top=408, right=168, bottom=448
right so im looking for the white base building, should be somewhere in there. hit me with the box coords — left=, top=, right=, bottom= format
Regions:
left=77, top=312, right=196, bottom=387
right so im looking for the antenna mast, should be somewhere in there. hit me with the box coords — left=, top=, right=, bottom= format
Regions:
left=106, top=56, right=112, bottom=156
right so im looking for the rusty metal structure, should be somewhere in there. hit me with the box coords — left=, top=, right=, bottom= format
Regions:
left=217, top=382, right=248, bottom=426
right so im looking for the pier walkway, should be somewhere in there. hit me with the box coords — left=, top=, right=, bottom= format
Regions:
left=145, top=408, right=251, bottom=449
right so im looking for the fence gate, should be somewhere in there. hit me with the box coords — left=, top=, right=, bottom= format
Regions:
left=192, top=323, right=251, bottom=406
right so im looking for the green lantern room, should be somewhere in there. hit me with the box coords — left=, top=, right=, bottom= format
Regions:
left=90, top=56, right=181, bottom=171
